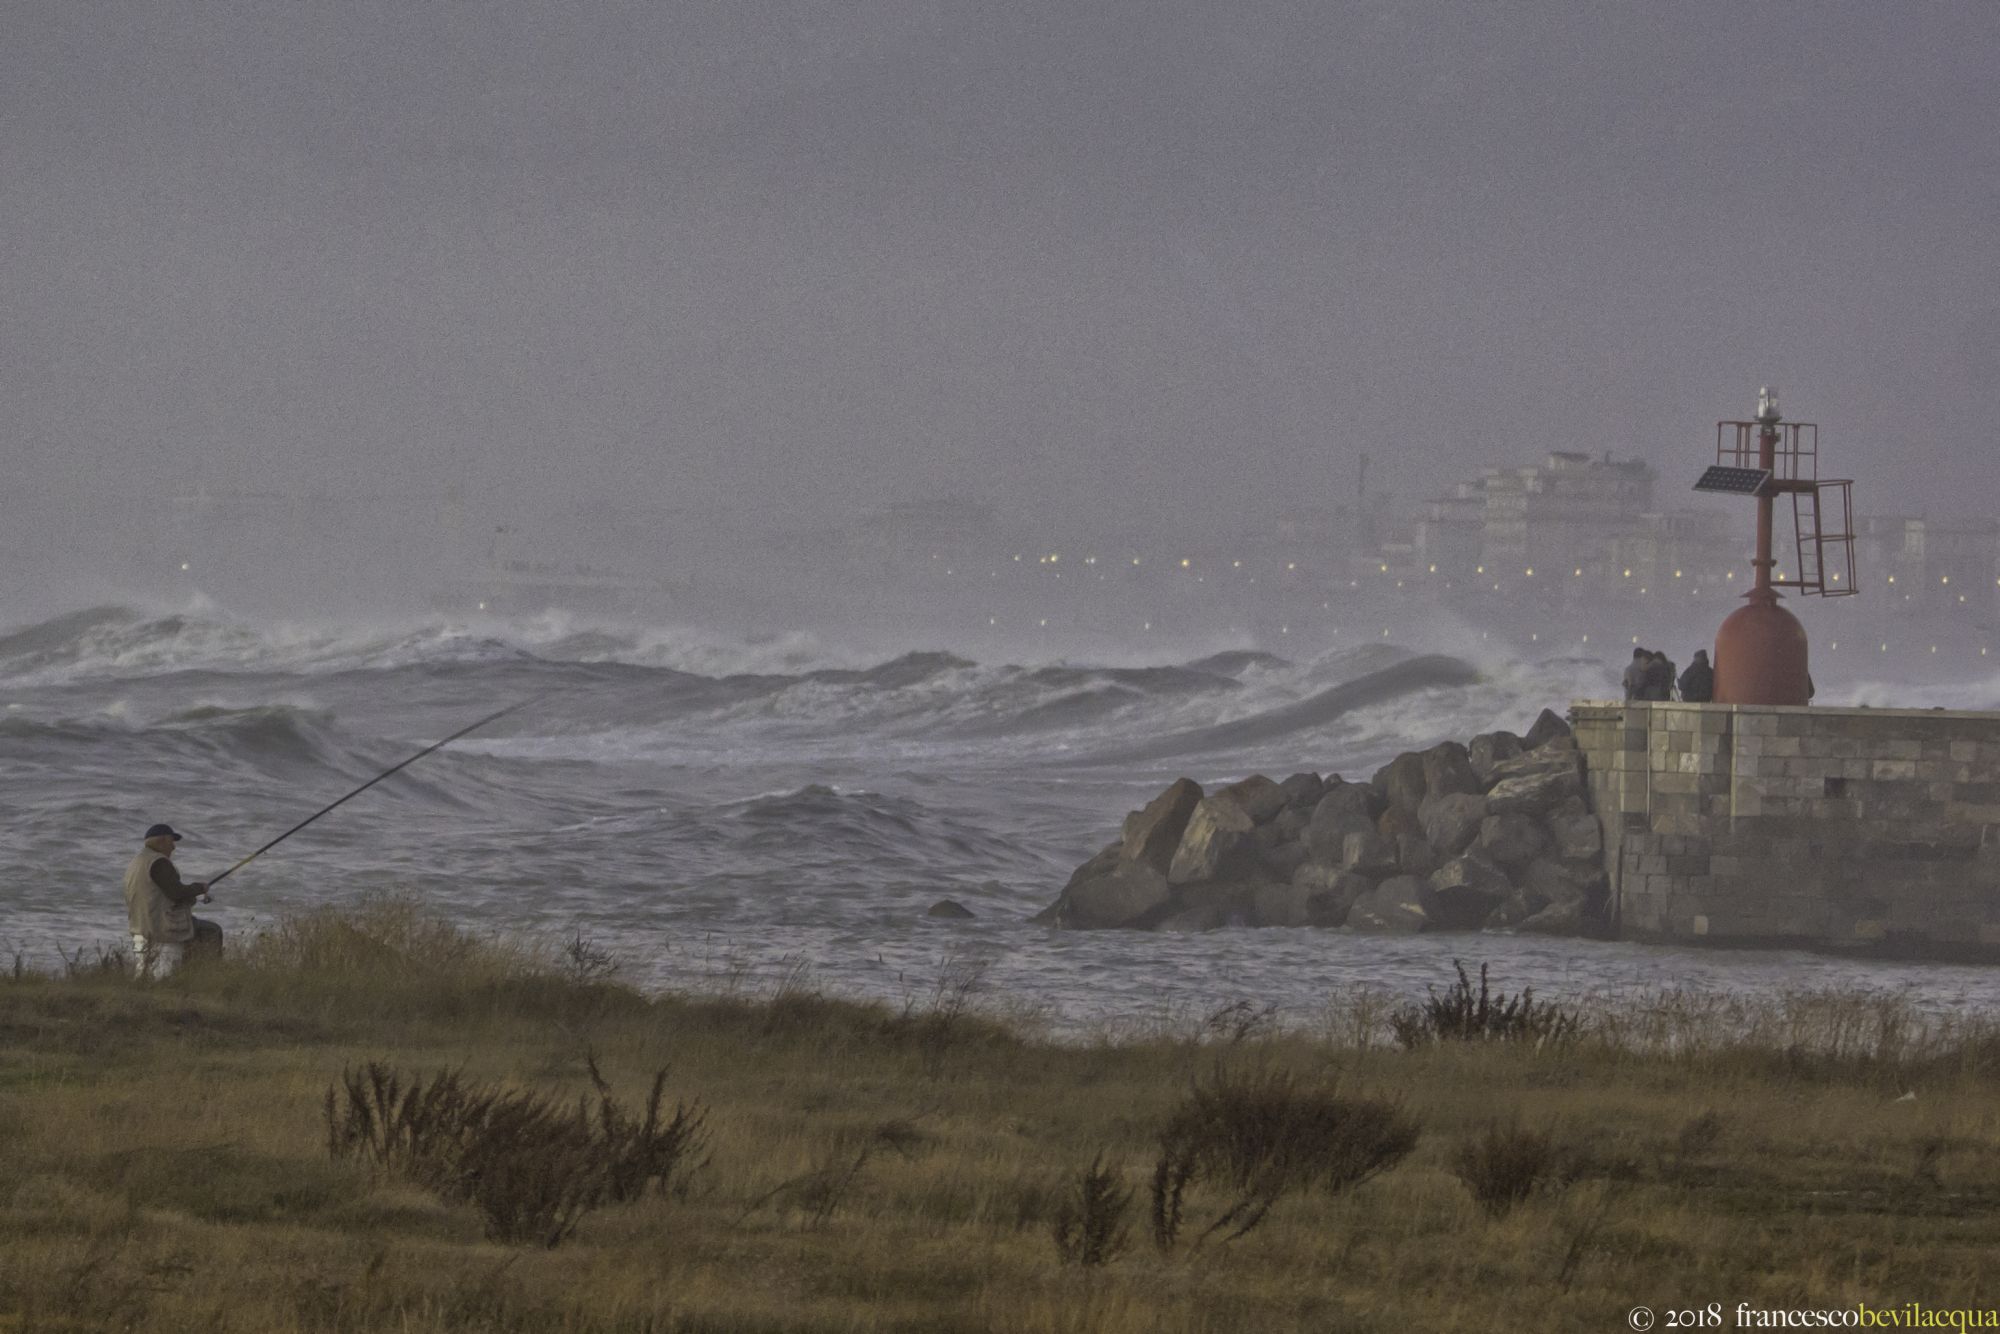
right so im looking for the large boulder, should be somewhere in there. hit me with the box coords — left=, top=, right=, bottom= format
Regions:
left=1346, top=876, right=1429, bottom=932
left=1372, top=752, right=1430, bottom=818
left=1474, top=812, right=1546, bottom=868
left=1253, top=828, right=1312, bottom=880
left=1485, top=769, right=1585, bottom=819
left=1313, top=781, right=1376, bottom=825
left=1252, top=872, right=1366, bottom=928
left=1377, top=804, right=1425, bottom=845
left=1287, top=865, right=1376, bottom=927
left=1058, top=860, right=1172, bottom=929
left=1422, top=854, right=1512, bottom=930
left=1272, top=805, right=1311, bottom=841
left=1305, top=789, right=1377, bottom=862
left=1342, top=829, right=1401, bottom=877
left=1523, top=707, right=1573, bottom=751
left=1277, top=772, right=1326, bottom=812
left=1156, top=900, right=1232, bottom=932
left=1250, top=879, right=1313, bottom=927
left=1168, top=794, right=1257, bottom=883
left=1484, top=737, right=1583, bottom=788
left=1514, top=898, right=1588, bottom=935
left=1467, top=731, right=1525, bottom=785
left=1418, top=792, right=1488, bottom=857
left=1520, top=857, right=1608, bottom=910
left=1420, top=741, right=1480, bottom=801
left=1547, top=810, right=1604, bottom=865
left=1395, top=832, right=1442, bottom=878
left=1219, top=775, right=1287, bottom=825
left=1121, top=778, right=1204, bottom=873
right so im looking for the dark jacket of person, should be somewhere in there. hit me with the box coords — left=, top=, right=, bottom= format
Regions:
left=1678, top=652, right=1714, bottom=703
left=1643, top=652, right=1677, bottom=701
left=1622, top=652, right=1651, bottom=701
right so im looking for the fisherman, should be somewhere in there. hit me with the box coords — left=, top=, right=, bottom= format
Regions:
left=1678, top=649, right=1714, bottom=703
left=123, top=824, right=220, bottom=979
left=1646, top=649, right=1679, bottom=701
left=1622, top=647, right=1652, bottom=701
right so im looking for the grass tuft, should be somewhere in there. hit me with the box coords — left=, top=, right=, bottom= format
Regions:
left=1051, top=1153, right=1132, bottom=1267
left=1149, top=1067, right=1419, bottom=1250
left=1390, top=960, right=1581, bottom=1049
left=1451, top=1121, right=1567, bottom=1218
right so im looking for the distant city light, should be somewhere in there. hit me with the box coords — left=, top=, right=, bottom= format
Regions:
left=1429, top=564, right=1437, bottom=573
left=1887, top=575, right=1896, bottom=584
left=1524, top=568, right=1534, bottom=577
left=180, top=562, right=190, bottom=571
left=1623, top=569, right=1631, bottom=577
left=1573, top=568, right=1582, bottom=576
left=1232, top=560, right=1241, bottom=568
left=1180, top=558, right=1191, bottom=568
left=1673, top=570, right=1682, bottom=578
left=1287, top=562, right=1297, bottom=570
left=1941, top=575, right=1949, bottom=584
left=1379, top=563, right=1388, bottom=573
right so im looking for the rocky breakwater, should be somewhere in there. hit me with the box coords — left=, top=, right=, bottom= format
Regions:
left=1038, top=709, right=1608, bottom=935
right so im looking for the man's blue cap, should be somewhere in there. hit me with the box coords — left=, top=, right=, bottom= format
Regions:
left=145, top=824, right=183, bottom=841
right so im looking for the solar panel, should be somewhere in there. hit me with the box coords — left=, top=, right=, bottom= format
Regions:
left=1693, top=465, right=1772, bottom=496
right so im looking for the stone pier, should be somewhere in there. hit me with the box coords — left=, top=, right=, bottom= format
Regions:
left=1571, top=701, right=2000, bottom=958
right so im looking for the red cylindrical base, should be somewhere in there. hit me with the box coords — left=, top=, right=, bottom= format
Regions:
left=1713, top=589, right=1810, bottom=706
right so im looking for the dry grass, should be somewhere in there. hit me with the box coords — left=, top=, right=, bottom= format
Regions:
left=4, top=896, right=2000, bottom=1331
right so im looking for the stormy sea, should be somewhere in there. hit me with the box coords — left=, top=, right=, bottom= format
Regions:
left=9, top=601, right=2000, bottom=1031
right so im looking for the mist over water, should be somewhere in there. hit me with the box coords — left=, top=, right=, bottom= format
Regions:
left=10, top=597, right=2000, bottom=1031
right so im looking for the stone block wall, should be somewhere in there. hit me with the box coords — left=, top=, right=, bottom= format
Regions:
left=1571, top=701, right=2000, bottom=957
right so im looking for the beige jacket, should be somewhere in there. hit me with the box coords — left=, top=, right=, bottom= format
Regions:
left=124, top=837, right=195, bottom=943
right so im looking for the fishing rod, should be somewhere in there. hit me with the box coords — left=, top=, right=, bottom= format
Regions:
left=204, top=695, right=545, bottom=890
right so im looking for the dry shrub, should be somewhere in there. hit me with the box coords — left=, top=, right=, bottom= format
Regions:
left=1451, top=1122, right=1567, bottom=1218
left=1390, top=960, right=1581, bottom=1049
left=1150, top=1068, right=1419, bottom=1251
left=1051, top=1154, right=1132, bottom=1267
left=324, top=1055, right=707, bottom=1246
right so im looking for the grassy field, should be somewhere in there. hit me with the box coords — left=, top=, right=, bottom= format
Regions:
left=5, top=899, right=2000, bottom=1333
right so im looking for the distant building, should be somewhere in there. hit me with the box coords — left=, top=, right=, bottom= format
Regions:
left=1479, top=451, right=1656, bottom=574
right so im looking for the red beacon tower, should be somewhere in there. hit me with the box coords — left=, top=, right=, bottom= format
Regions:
left=1695, top=388, right=1857, bottom=706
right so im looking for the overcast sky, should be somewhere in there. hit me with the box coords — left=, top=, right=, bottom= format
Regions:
left=7, top=0, right=1998, bottom=544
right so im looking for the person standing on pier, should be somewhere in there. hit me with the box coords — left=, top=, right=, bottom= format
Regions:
left=1679, top=650, right=1714, bottom=703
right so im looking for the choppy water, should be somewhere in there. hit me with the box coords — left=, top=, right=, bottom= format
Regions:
left=9, top=600, right=2000, bottom=1030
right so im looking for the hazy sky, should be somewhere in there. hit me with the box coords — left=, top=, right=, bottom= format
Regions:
left=7, top=0, right=1998, bottom=541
